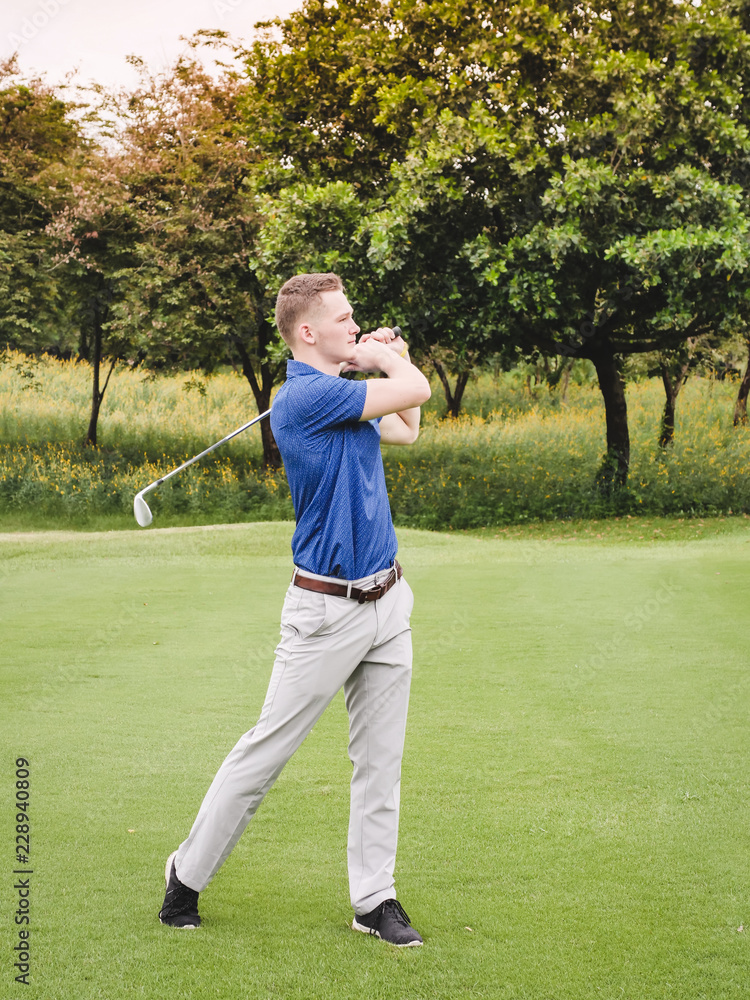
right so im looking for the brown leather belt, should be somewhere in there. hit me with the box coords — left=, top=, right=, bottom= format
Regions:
left=292, top=561, right=402, bottom=604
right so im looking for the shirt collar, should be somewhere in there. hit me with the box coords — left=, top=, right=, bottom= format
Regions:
left=286, top=359, right=332, bottom=377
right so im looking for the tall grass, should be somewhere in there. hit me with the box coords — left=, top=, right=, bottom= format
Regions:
left=1, top=351, right=748, bottom=527
left=385, top=378, right=750, bottom=527
left=0, top=352, right=266, bottom=462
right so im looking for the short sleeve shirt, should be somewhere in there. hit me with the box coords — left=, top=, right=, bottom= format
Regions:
left=270, top=360, right=398, bottom=579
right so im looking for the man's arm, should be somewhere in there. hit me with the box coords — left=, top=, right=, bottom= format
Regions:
left=376, top=346, right=423, bottom=444
left=344, top=335, right=431, bottom=444
left=378, top=405, right=421, bottom=445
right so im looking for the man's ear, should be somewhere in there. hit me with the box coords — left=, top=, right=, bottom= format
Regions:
left=298, top=322, right=315, bottom=345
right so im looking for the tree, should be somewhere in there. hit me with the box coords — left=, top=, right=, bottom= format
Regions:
left=733, top=333, right=750, bottom=426
left=241, top=0, right=750, bottom=483
left=46, top=145, right=141, bottom=446
left=486, top=159, right=750, bottom=485
left=0, top=60, right=144, bottom=446
left=0, top=58, right=82, bottom=354
left=241, top=1, right=566, bottom=414
left=108, top=48, right=286, bottom=467
left=373, top=2, right=750, bottom=482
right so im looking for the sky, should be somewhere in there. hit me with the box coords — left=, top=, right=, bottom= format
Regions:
left=2, top=0, right=302, bottom=90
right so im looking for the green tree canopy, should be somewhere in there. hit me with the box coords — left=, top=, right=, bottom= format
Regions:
left=241, top=0, right=750, bottom=483
left=107, top=49, right=285, bottom=465
left=0, top=57, right=82, bottom=352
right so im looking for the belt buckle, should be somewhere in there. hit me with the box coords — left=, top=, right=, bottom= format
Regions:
left=356, top=566, right=395, bottom=604
left=358, top=582, right=383, bottom=604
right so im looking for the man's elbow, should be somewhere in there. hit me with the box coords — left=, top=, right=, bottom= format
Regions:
left=409, top=378, right=431, bottom=409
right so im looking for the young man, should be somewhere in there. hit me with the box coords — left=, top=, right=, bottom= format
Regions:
left=159, top=273, right=431, bottom=946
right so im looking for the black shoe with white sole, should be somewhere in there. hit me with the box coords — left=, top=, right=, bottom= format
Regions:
left=352, top=899, right=423, bottom=947
left=159, top=851, right=201, bottom=928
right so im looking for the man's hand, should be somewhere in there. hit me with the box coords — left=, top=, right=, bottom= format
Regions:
left=342, top=327, right=408, bottom=374
left=359, top=327, right=408, bottom=358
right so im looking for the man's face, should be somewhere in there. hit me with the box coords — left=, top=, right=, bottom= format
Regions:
left=303, top=289, right=360, bottom=368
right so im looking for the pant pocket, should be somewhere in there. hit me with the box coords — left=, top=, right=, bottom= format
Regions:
left=312, top=594, right=356, bottom=637
left=280, top=588, right=328, bottom=640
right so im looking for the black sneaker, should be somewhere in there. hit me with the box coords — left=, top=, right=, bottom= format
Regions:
left=352, top=899, right=423, bottom=947
left=159, top=851, right=201, bottom=928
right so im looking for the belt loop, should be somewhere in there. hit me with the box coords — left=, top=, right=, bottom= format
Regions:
left=346, top=580, right=352, bottom=599
left=291, top=567, right=298, bottom=585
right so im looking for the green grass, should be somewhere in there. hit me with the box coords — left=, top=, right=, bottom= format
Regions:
left=2, top=523, right=749, bottom=999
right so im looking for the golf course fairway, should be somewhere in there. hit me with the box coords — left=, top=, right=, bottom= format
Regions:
left=2, top=522, right=748, bottom=1000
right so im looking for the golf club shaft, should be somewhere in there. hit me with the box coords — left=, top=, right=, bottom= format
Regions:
left=136, top=325, right=402, bottom=503
left=138, top=409, right=271, bottom=498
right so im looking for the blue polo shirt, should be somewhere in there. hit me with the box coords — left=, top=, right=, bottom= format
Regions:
left=270, top=360, right=398, bottom=579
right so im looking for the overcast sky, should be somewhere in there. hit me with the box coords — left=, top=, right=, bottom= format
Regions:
left=3, top=0, right=302, bottom=90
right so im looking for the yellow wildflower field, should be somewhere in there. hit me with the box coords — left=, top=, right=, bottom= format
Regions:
left=1, top=352, right=747, bottom=527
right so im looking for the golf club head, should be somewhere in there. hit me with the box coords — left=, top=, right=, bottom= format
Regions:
left=133, top=494, right=153, bottom=527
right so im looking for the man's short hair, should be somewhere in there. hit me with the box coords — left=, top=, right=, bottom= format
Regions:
left=275, top=273, right=344, bottom=345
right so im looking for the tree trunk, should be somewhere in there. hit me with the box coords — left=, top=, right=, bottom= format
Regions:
left=85, top=314, right=102, bottom=446
left=78, top=325, right=90, bottom=363
left=545, top=358, right=574, bottom=399
left=559, top=361, right=573, bottom=404
left=589, top=340, right=630, bottom=490
left=85, top=307, right=118, bottom=447
left=431, top=357, right=469, bottom=418
left=733, top=339, right=750, bottom=427
left=658, top=358, right=690, bottom=447
left=232, top=329, right=282, bottom=469
left=257, top=381, right=281, bottom=469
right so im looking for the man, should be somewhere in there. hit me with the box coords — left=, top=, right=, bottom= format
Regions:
left=159, top=272, right=431, bottom=946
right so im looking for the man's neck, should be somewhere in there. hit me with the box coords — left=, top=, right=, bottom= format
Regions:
left=291, top=348, right=341, bottom=377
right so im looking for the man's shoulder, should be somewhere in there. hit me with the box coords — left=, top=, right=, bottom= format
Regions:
left=274, top=367, right=367, bottom=428
left=283, top=366, right=338, bottom=392
left=273, top=368, right=332, bottom=414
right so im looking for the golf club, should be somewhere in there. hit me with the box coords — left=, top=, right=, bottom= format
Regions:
left=133, top=409, right=271, bottom=527
left=132, top=326, right=404, bottom=527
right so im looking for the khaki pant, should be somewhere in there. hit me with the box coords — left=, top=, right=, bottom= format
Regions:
left=175, top=570, right=414, bottom=915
